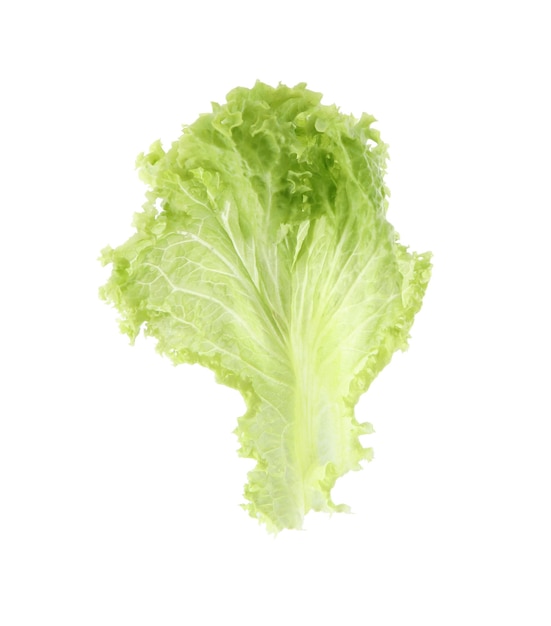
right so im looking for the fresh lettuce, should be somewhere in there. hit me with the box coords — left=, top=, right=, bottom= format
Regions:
left=100, top=81, right=432, bottom=532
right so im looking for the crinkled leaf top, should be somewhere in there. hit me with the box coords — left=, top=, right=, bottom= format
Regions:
left=100, top=81, right=432, bottom=532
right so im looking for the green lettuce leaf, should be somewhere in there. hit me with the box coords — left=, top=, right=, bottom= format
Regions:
left=100, top=81, right=432, bottom=532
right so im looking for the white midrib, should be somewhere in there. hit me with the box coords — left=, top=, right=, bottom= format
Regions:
left=287, top=311, right=341, bottom=514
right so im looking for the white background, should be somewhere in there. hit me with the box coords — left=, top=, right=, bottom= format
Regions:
left=1, top=1, right=550, bottom=624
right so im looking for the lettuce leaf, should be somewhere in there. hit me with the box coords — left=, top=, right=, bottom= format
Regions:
left=100, top=81, right=432, bottom=532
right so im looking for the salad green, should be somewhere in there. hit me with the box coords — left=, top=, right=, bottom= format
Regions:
left=100, top=81, right=432, bottom=532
